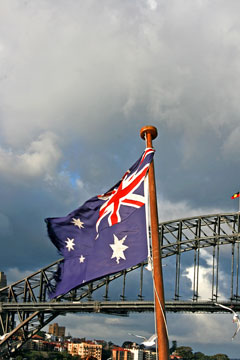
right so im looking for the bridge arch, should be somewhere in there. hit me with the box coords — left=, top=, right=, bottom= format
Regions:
left=1, top=212, right=240, bottom=355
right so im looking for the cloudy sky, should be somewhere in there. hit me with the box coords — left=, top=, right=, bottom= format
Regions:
left=1, top=0, right=240, bottom=357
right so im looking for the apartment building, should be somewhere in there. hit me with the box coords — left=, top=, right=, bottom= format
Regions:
left=112, top=347, right=133, bottom=360
left=143, top=349, right=156, bottom=360
left=68, top=341, right=102, bottom=359
left=112, top=347, right=157, bottom=360
left=130, top=348, right=144, bottom=360
left=48, top=323, right=65, bottom=337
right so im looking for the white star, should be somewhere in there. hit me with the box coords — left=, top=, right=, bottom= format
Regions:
left=65, top=238, right=75, bottom=251
left=71, top=217, right=84, bottom=229
left=79, top=255, right=85, bottom=263
left=110, top=234, right=128, bottom=264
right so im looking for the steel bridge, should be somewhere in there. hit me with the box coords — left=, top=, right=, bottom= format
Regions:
left=1, top=211, right=240, bottom=356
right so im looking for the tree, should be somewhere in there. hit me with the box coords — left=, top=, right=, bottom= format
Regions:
left=36, top=330, right=46, bottom=338
left=102, top=348, right=112, bottom=360
left=48, top=351, right=65, bottom=359
left=61, top=351, right=73, bottom=359
left=176, top=346, right=194, bottom=359
left=209, top=354, right=229, bottom=360
left=122, top=341, right=134, bottom=349
left=170, top=340, right=177, bottom=354
left=194, top=351, right=210, bottom=360
left=26, top=351, right=44, bottom=360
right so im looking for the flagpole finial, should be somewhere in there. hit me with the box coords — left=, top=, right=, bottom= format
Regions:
left=140, top=126, right=158, bottom=141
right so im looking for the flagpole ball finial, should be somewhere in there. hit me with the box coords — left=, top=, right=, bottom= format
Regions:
left=140, top=126, right=158, bottom=140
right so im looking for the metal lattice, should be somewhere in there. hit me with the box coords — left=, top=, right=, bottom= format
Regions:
left=1, top=212, right=240, bottom=356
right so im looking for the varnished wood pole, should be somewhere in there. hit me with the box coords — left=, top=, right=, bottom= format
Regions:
left=140, top=126, right=169, bottom=360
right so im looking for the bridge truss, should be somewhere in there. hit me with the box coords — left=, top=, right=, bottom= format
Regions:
left=1, top=212, right=240, bottom=356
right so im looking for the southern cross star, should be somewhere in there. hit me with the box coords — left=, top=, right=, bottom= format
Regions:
left=65, top=238, right=75, bottom=251
left=79, top=255, right=85, bottom=263
left=71, top=217, right=84, bottom=229
left=110, top=234, right=128, bottom=264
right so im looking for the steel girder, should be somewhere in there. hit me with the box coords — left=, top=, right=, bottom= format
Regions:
left=160, top=212, right=240, bottom=257
left=1, top=212, right=240, bottom=356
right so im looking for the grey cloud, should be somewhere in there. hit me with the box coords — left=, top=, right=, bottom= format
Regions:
left=1, top=1, right=240, bottom=357
left=0, top=213, right=12, bottom=237
left=0, top=0, right=240, bottom=151
left=45, top=312, right=156, bottom=345
left=222, top=126, right=240, bottom=159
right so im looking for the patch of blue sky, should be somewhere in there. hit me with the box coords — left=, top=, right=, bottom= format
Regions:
left=60, top=162, right=81, bottom=189
left=69, top=172, right=81, bottom=188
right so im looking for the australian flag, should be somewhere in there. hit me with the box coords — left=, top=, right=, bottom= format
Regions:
left=45, top=148, right=155, bottom=298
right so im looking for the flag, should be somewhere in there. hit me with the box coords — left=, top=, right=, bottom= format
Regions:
left=45, top=148, right=155, bottom=298
left=231, top=192, right=240, bottom=199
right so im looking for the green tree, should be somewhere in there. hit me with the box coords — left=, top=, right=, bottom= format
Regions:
left=209, top=354, right=229, bottom=360
left=36, top=330, right=46, bottom=338
left=102, top=348, right=112, bottom=360
left=61, top=351, right=73, bottom=359
left=194, top=352, right=210, bottom=360
left=170, top=340, right=178, bottom=354
left=48, top=351, right=63, bottom=359
left=26, top=351, right=44, bottom=360
left=176, top=346, right=194, bottom=359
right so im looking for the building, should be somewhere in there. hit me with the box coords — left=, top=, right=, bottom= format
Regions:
left=0, top=271, right=7, bottom=336
left=23, top=335, right=54, bottom=352
left=0, top=272, right=7, bottom=288
left=22, top=335, right=68, bottom=352
left=112, top=344, right=157, bottom=360
left=68, top=340, right=102, bottom=359
left=0, top=272, right=7, bottom=301
left=130, top=348, right=144, bottom=360
left=112, top=347, right=133, bottom=360
left=48, top=323, right=65, bottom=337
left=143, top=349, right=156, bottom=360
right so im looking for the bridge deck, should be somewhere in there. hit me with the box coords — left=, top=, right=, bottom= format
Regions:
left=1, top=300, right=240, bottom=314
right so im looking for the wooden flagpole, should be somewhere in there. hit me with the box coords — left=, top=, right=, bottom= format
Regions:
left=140, top=126, right=169, bottom=360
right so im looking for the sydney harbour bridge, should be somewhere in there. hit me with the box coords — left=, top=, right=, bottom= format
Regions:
left=1, top=211, right=240, bottom=357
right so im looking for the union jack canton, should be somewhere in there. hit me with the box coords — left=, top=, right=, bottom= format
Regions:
left=96, top=148, right=155, bottom=233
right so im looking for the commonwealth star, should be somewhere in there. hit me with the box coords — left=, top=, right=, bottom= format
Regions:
left=110, top=234, right=128, bottom=264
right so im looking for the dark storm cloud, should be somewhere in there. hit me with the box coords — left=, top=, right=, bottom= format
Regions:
left=1, top=0, right=240, bottom=356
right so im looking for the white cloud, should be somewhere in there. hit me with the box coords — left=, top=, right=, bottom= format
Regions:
left=45, top=312, right=155, bottom=345
left=168, top=312, right=236, bottom=345
left=0, top=132, right=61, bottom=181
left=6, top=267, right=33, bottom=285
left=184, top=248, right=226, bottom=300
left=146, top=0, right=158, bottom=11
left=158, top=197, right=224, bottom=223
